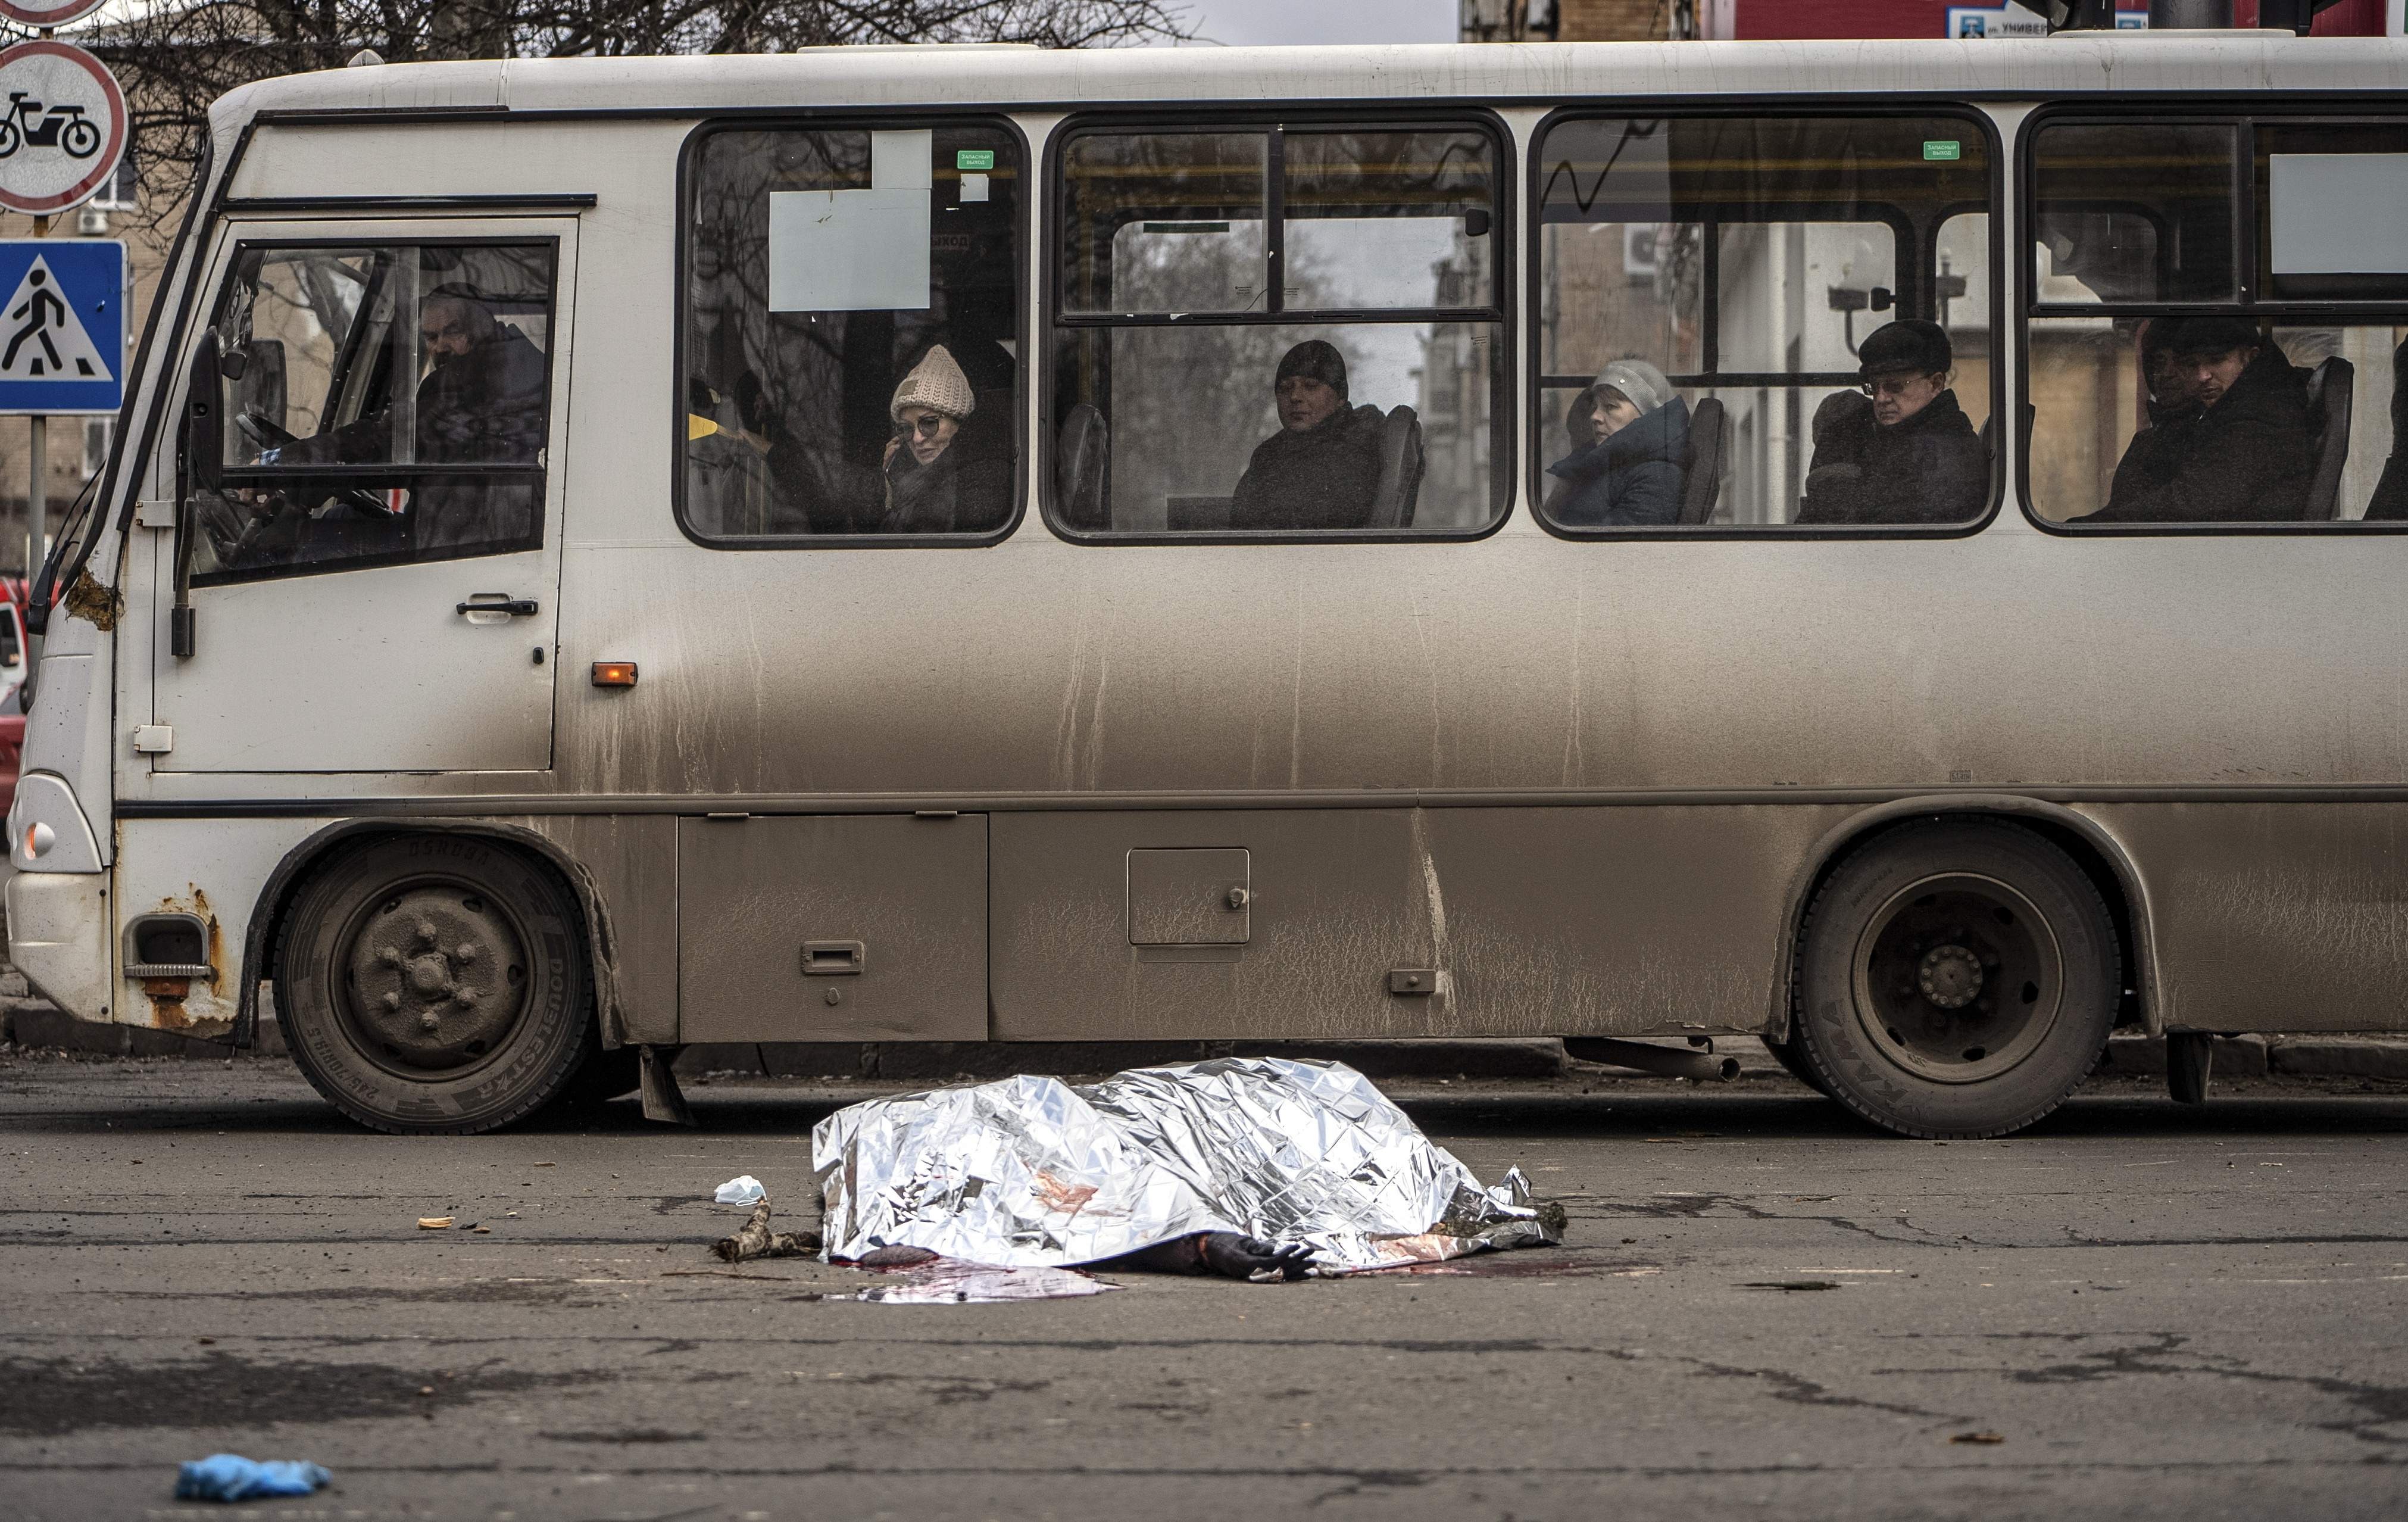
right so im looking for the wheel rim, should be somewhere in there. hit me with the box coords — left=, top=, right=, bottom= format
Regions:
left=332, top=875, right=533, bottom=1081
left=1847, top=871, right=2065, bottom=1084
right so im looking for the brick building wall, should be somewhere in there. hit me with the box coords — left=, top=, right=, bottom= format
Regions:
left=1557, top=0, right=1672, bottom=40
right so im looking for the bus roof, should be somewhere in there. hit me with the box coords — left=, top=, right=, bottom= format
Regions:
left=208, top=35, right=2408, bottom=141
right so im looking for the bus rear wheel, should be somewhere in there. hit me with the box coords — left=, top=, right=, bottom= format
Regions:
left=1790, top=819, right=2118, bottom=1140
left=277, top=834, right=594, bottom=1135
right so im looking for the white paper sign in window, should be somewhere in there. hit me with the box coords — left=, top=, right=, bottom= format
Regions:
left=2270, top=154, right=2408, bottom=275
left=769, top=129, right=934, bottom=310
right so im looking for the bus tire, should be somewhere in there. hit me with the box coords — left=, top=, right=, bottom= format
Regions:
left=1760, top=1031, right=1832, bottom=1096
left=277, top=834, right=594, bottom=1136
left=1791, top=819, right=2117, bottom=1140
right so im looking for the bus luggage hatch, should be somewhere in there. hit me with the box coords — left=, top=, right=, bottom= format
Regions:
left=677, top=813, right=986, bottom=1043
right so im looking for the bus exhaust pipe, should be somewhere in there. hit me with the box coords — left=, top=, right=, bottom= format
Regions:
left=1564, top=1038, right=1741, bottom=1083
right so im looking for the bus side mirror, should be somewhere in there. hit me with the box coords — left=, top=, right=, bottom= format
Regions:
left=185, top=328, right=222, bottom=495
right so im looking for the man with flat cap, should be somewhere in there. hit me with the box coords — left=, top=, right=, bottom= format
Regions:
left=2079, top=316, right=2313, bottom=523
left=1797, top=318, right=1987, bottom=525
left=1230, top=339, right=1388, bottom=531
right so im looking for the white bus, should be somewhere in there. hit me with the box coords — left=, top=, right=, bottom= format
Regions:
left=12, top=32, right=2408, bottom=1138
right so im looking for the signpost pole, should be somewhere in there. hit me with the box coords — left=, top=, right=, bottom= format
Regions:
left=26, top=210, right=42, bottom=665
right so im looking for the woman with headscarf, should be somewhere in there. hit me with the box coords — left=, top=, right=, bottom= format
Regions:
left=1230, top=339, right=1389, bottom=531
left=877, top=344, right=1013, bottom=535
left=1541, top=358, right=1689, bottom=528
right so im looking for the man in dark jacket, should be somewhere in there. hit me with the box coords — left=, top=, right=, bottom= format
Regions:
left=1795, top=319, right=1988, bottom=526
left=2079, top=316, right=2313, bottom=523
left=1230, top=340, right=1385, bottom=531
left=265, top=285, right=549, bottom=551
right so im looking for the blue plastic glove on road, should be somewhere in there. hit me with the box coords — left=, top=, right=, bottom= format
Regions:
left=174, top=1454, right=332, bottom=1502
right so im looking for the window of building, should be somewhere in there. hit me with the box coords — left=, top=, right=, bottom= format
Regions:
left=89, top=155, right=136, bottom=212
left=1532, top=114, right=1996, bottom=531
left=1050, top=120, right=1505, bottom=536
left=2026, top=116, right=2408, bottom=526
left=680, top=121, right=1022, bottom=542
left=187, top=241, right=555, bottom=585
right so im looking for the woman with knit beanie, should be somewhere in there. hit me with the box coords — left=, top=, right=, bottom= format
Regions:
left=879, top=344, right=1012, bottom=534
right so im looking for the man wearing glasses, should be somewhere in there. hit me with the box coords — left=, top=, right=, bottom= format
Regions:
left=1797, top=318, right=1987, bottom=525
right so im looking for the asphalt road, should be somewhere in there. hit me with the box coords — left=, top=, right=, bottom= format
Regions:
left=3, top=1055, right=2406, bottom=1521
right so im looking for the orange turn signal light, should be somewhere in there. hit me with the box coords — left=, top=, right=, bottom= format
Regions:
left=591, top=661, right=639, bottom=688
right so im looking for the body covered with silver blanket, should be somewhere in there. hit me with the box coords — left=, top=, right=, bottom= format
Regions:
left=814, top=1057, right=1559, bottom=1272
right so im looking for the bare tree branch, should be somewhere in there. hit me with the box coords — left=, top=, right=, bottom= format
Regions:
left=20, top=0, right=1191, bottom=229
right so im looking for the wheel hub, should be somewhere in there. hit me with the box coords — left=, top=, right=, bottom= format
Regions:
left=1850, top=874, right=2063, bottom=1085
left=1917, top=944, right=1985, bottom=1009
left=345, top=891, right=524, bottom=1071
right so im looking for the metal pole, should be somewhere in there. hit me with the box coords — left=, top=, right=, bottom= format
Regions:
left=26, top=413, right=42, bottom=594
left=26, top=207, right=46, bottom=670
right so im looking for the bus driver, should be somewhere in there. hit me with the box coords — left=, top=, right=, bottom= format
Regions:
left=261, top=284, right=549, bottom=550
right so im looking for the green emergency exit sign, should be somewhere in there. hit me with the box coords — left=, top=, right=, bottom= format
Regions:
left=957, top=149, right=997, bottom=171
left=1923, top=141, right=1962, bottom=161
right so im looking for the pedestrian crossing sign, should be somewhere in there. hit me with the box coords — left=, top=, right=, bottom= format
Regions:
left=0, top=238, right=121, bottom=414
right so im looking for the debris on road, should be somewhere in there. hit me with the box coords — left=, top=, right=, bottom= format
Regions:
left=174, top=1454, right=332, bottom=1502
left=416, top=1217, right=451, bottom=1230
left=713, top=1174, right=766, bottom=1206
left=1951, top=1431, right=2007, bottom=1445
left=815, top=1056, right=1564, bottom=1277
left=711, top=1196, right=819, bottom=1263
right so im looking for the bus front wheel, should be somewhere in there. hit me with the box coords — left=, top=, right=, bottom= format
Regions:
left=1790, top=819, right=2118, bottom=1140
left=277, top=834, right=595, bottom=1135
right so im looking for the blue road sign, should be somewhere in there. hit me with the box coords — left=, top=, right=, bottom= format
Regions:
left=0, top=237, right=121, bottom=414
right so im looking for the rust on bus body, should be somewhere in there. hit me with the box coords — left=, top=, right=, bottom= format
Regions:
left=138, top=885, right=232, bottom=1038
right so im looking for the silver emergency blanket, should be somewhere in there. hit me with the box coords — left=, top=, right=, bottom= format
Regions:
left=814, top=1056, right=1562, bottom=1273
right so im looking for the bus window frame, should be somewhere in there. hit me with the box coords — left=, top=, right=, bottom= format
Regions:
left=670, top=112, right=1033, bottom=553
left=2015, top=97, right=2408, bottom=537
left=187, top=232, right=563, bottom=590
left=1038, top=106, right=1517, bottom=547
left=1524, top=101, right=2007, bottom=542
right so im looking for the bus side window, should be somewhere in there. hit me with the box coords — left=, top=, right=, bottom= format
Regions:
left=186, top=242, right=556, bottom=585
left=1047, top=120, right=1506, bottom=537
left=1531, top=114, right=1996, bottom=532
left=679, top=122, right=1022, bottom=544
left=2028, top=117, right=2408, bottom=527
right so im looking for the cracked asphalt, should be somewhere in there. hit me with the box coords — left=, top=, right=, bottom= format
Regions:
left=3, top=1056, right=2406, bottom=1520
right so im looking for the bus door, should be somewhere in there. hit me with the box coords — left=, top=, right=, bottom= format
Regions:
left=151, top=220, right=578, bottom=773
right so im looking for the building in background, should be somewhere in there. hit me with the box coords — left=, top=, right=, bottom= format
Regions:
left=1697, top=0, right=2388, bottom=36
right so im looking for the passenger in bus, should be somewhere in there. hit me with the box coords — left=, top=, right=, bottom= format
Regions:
left=2080, top=316, right=2313, bottom=523
left=1541, top=358, right=1689, bottom=527
left=876, top=345, right=1012, bottom=534
left=1796, top=320, right=1986, bottom=525
left=1229, top=339, right=1388, bottom=531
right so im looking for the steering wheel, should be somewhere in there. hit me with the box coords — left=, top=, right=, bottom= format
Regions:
left=232, top=411, right=395, bottom=519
